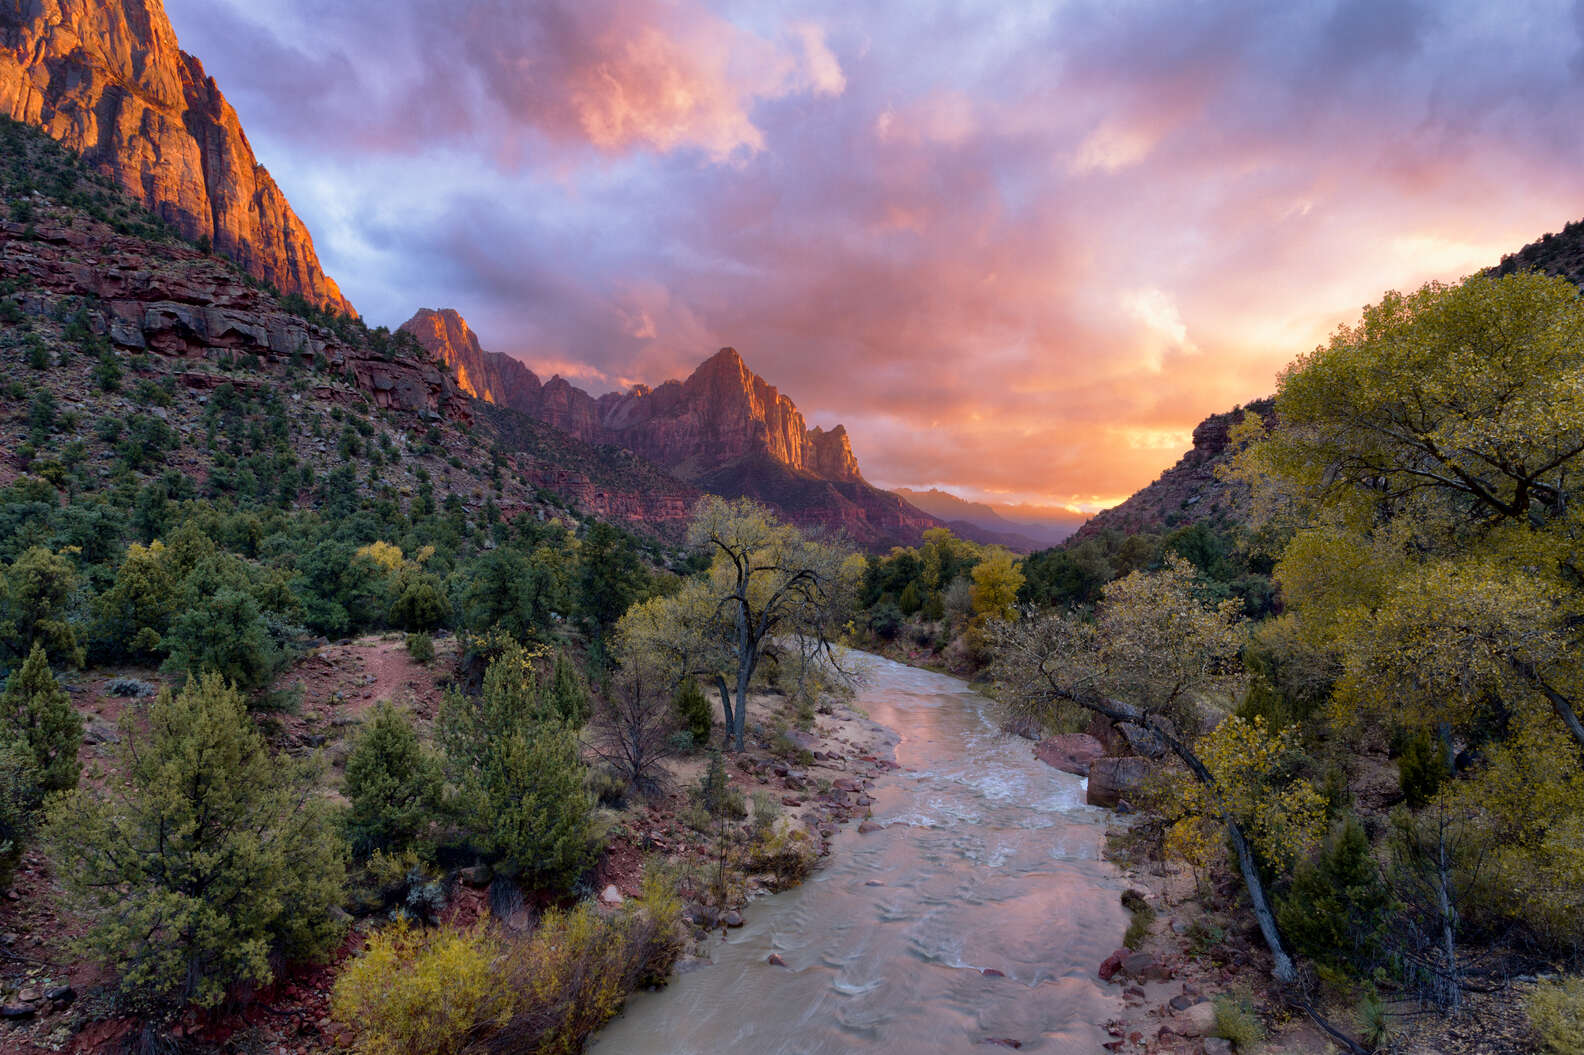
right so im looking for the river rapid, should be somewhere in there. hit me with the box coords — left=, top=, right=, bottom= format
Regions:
left=589, top=653, right=1128, bottom=1054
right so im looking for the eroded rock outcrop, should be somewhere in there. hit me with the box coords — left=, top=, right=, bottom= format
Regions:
left=0, top=0, right=353, bottom=314
left=0, top=215, right=464, bottom=421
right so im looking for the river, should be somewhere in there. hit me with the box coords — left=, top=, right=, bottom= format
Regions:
left=589, top=653, right=1128, bottom=1054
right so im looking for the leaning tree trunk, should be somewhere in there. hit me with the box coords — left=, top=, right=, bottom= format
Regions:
left=1062, top=689, right=1299, bottom=985
left=1226, top=817, right=1297, bottom=983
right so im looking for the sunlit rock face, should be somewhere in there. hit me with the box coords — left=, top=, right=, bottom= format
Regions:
left=402, top=311, right=942, bottom=546
left=402, top=316, right=864, bottom=485
left=0, top=0, right=354, bottom=315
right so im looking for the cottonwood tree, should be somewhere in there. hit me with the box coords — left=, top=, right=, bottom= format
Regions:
left=991, top=557, right=1320, bottom=983
left=615, top=497, right=860, bottom=752
left=1235, top=273, right=1584, bottom=753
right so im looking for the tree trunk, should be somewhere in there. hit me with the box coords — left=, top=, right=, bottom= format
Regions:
left=1226, top=818, right=1297, bottom=984
left=713, top=675, right=735, bottom=751
left=1433, top=816, right=1462, bottom=1014
left=1058, top=689, right=1300, bottom=985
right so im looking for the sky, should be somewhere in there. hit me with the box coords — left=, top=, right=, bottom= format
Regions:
left=163, top=0, right=1584, bottom=514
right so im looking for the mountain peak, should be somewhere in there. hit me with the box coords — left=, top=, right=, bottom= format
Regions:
left=0, top=0, right=353, bottom=314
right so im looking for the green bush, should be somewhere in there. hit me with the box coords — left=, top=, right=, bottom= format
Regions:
left=389, top=576, right=449, bottom=631
left=343, top=703, right=444, bottom=858
left=475, top=721, right=600, bottom=890
left=1527, top=976, right=1584, bottom=1055
left=0, top=739, right=41, bottom=889
left=1276, top=816, right=1394, bottom=978
left=405, top=632, right=435, bottom=665
left=44, top=673, right=346, bottom=1009
left=162, top=586, right=281, bottom=692
left=548, top=652, right=589, bottom=725
left=1397, top=728, right=1447, bottom=809
left=673, top=678, right=712, bottom=749
left=1212, top=993, right=1265, bottom=1051
left=1, top=642, right=81, bottom=791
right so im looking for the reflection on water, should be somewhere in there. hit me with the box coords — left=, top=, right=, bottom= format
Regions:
left=589, top=654, right=1126, bottom=1054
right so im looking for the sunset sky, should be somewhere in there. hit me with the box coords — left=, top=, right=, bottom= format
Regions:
left=163, top=0, right=1584, bottom=513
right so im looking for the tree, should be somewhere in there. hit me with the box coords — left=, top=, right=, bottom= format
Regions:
left=1277, top=817, right=1394, bottom=979
left=1, top=642, right=81, bottom=791
left=969, top=549, right=1024, bottom=627
left=1237, top=273, right=1584, bottom=753
left=592, top=670, right=677, bottom=794
left=614, top=497, right=859, bottom=752
left=439, top=647, right=601, bottom=890
left=1, top=546, right=83, bottom=667
left=162, top=586, right=280, bottom=692
left=577, top=521, right=648, bottom=641
left=44, top=673, right=345, bottom=1009
left=548, top=652, right=589, bottom=725
left=343, top=703, right=445, bottom=858
left=673, top=678, right=712, bottom=746
left=990, top=557, right=1308, bottom=983
left=474, top=721, right=599, bottom=890
left=92, top=540, right=179, bottom=662
left=0, top=739, right=40, bottom=889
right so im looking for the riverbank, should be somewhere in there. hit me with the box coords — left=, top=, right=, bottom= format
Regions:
left=590, top=652, right=1127, bottom=1054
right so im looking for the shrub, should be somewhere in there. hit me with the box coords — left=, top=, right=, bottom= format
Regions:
left=332, top=923, right=512, bottom=1055
left=673, top=678, right=712, bottom=747
left=744, top=826, right=818, bottom=890
left=44, top=673, right=346, bottom=1009
left=1276, top=816, right=1394, bottom=978
left=162, top=587, right=281, bottom=692
left=343, top=703, right=444, bottom=858
left=547, top=652, right=589, bottom=725
left=474, top=721, right=600, bottom=890
left=1212, top=993, right=1265, bottom=1051
left=389, top=576, right=449, bottom=631
left=1397, top=728, right=1447, bottom=809
left=0, top=642, right=82, bottom=791
left=405, top=632, right=435, bottom=665
left=0, top=739, right=40, bottom=889
left=1527, top=976, right=1584, bottom=1055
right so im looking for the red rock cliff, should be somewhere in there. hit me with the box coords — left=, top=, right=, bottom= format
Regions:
left=0, top=0, right=354, bottom=315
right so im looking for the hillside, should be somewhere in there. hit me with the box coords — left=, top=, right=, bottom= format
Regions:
left=0, top=0, right=352, bottom=313
left=891, top=487, right=1080, bottom=551
left=0, top=116, right=695, bottom=546
left=1069, top=398, right=1275, bottom=543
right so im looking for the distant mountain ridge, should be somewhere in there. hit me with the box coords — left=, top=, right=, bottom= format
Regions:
left=401, top=308, right=942, bottom=547
left=891, top=488, right=1081, bottom=552
left=0, top=0, right=353, bottom=314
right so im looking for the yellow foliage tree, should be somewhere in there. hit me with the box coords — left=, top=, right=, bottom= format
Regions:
left=969, top=549, right=1024, bottom=627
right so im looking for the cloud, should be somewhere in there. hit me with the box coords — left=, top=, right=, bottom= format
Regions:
left=160, top=0, right=1584, bottom=508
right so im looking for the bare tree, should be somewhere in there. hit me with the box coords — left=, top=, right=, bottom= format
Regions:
left=590, top=672, right=676, bottom=797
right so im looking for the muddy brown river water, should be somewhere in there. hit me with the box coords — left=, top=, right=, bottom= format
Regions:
left=589, top=653, right=1128, bottom=1054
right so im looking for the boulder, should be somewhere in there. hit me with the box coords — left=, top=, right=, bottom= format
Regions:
left=1084, top=712, right=1130, bottom=755
left=1170, top=1001, right=1217, bottom=1038
left=1034, top=733, right=1105, bottom=776
left=1086, top=756, right=1154, bottom=808
left=599, top=884, right=624, bottom=907
left=1098, top=947, right=1130, bottom=982
left=1203, top=1038, right=1234, bottom=1055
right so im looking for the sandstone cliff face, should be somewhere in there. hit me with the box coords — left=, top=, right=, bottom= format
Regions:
left=400, top=314, right=867, bottom=485
left=400, top=310, right=944, bottom=546
left=1071, top=399, right=1275, bottom=542
left=0, top=0, right=353, bottom=315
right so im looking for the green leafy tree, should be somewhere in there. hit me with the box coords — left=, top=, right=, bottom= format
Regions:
left=44, top=674, right=346, bottom=1009
left=1, top=546, right=83, bottom=667
left=343, top=703, right=444, bottom=858
left=476, top=720, right=599, bottom=890
left=389, top=574, right=449, bottom=631
left=439, top=646, right=601, bottom=890
left=0, top=739, right=40, bottom=889
left=92, top=539, right=179, bottom=662
left=162, top=587, right=280, bottom=692
left=548, top=652, right=589, bottom=725
left=1, top=642, right=81, bottom=791
left=577, top=521, right=648, bottom=641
